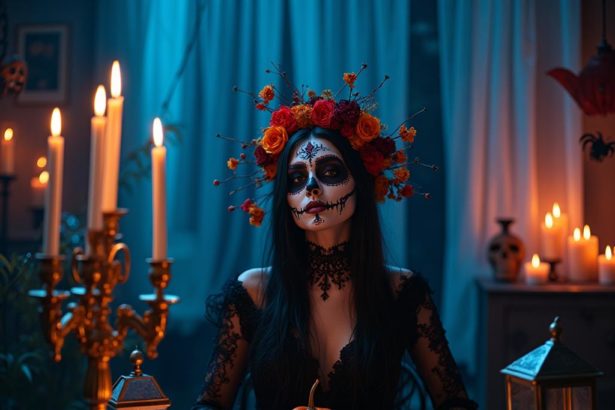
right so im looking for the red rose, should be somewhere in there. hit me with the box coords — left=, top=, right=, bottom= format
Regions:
left=254, top=145, right=274, bottom=166
left=270, top=106, right=298, bottom=134
left=400, top=184, right=414, bottom=197
left=333, top=100, right=361, bottom=128
left=370, top=137, right=396, bottom=157
left=360, top=144, right=386, bottom=176
left=340, top=123, right=355, bottom=139
left=311, top=99, right=336, bottom=128
left=240, top=198, right=254, bottom=212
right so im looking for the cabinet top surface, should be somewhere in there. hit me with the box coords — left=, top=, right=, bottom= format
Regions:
left=476, top=277, right=615, bottom=294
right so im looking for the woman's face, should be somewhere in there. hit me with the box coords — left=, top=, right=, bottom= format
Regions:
left=286, top=136, right=356, bottom=231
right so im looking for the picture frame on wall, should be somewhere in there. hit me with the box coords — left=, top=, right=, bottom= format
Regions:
left=16, top=24, right=69, bottom=104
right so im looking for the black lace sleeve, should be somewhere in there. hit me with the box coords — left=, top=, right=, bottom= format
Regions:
left=192, top=280, right=259, bottom=410
left=397, top=274, right=478, bottom=410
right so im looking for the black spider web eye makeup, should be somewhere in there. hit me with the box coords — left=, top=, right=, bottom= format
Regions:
left=316, top=155, right=350, bottom=186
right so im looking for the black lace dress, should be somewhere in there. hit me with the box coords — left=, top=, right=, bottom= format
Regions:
left=193, top=272, right=476, bottom=410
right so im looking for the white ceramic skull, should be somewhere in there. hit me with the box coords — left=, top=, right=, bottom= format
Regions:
left=487, top=219, right=525, bottom=282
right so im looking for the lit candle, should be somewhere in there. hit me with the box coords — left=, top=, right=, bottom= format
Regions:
left=101, top=60, right=124, bottom=212
left=567, top=225, right=599, bottom=282
left=30, top=170, right=49, bottom=208
left=151, top=117, right=167, bottom=260
left=598, top=246, right=615, bottom=285
left=524, top=254, right=549, bottom=285
left=42, top=108, right=64, bottom=255
left=541, top=212, right=565, bottom=260
left=1, top=128, right=15, bottom=175
left=87, top=85, right=107, bottom=233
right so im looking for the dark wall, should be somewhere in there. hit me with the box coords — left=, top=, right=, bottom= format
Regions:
left=0, top=0, right=96, bottom=245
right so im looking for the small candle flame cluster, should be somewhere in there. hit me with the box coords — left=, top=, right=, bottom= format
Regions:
left=525, top=202, right=615, bottom=285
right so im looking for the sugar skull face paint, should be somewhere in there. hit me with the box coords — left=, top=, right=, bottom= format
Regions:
left=287, top=137, right=356, bottom=231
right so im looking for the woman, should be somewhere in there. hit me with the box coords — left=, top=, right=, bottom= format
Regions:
left=193, top=72, right=476, bottom=409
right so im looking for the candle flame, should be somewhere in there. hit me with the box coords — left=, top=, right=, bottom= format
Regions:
left=552, top=203, right=561, bottom=218
left=531, top=254, right=541, bottom=268
left=583, top=225, right=591, bottom=240
left=110, top=60, right=122, bottom=98
left=153, top=117, right=164, bottom=147
left=545, top=213, right=553, bottom=229
left=36, top=156, right=47, bottom=168
left=51, top=108, right=62, bottom=137
left=39, top=170, right=49, bottom=184
left=573, top=228, right=581, bottom=241
left=3, top=128, right=13, bottom=141
left=94, top=85, right=107, bottom=116
left=604, top=245, right=613, bottom=260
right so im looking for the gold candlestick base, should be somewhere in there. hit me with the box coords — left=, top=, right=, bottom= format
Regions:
left=29, top=209, right=179, bottom=409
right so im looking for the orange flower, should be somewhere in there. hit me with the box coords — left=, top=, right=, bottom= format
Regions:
left=259, top=84, right=275, bottom=103
left=291, top=104, right=313, bottom=129
left=343, top=72, right=357, bottom=88
left=227, top=157, right=239, bottom=171
left=392, top=150, right=407, bottom=164
left=248, top=204, right=265, bottom=227
left=399, top=125, right=417, bottom=143
left=263, top=163, right=277, bottom=180
left=355, top=112, right=381, bottom=143
left=261, top=126, right=288, bottom=155
left=374, top=175, right=390, bottom=202
left=394, top=167, right=410, bottom=183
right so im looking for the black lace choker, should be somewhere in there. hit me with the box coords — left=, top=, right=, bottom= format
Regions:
left=307, top=241, right=351, bottom=301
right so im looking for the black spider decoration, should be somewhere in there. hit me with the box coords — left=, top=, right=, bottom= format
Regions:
left=580, top=132, right=615, bottom=162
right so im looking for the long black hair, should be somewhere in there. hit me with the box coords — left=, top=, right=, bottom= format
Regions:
left=251, top=127, right=397, bottom=407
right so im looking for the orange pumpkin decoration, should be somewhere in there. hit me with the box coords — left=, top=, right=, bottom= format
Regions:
left=292, top=379, right=331, bottom=410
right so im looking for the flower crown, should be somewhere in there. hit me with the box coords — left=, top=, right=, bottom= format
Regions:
left=215, top=64, right=435, bottom=226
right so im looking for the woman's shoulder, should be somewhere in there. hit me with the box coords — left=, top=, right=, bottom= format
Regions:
left=237, top=267, right=270, bottom=309
left=385, top=265, right=431, bottom=301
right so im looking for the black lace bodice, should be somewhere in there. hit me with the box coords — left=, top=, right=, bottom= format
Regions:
left=193, top=274, right=477, bottom=410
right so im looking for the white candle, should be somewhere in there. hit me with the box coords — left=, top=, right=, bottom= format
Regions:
left=1, top=128, right=15, bottom=175
left=87, top=85, right=107, bottom=232
left=42, top=108, right=64, bottom=256
left=31, top=171, right=48, bottom=208
left=101, top=61, right=124, bottom=212
left=541, top=212, right=565, bottom=260
left=524, top=254, right=549, bottom=284
left=567, top=225, right=599, bottom=282
left=151, top=118, right=167, bottom=260
left=598, top=246, right=615, bottom=285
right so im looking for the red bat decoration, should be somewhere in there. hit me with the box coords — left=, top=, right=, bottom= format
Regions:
left=547, top=43, right=615, bottom=117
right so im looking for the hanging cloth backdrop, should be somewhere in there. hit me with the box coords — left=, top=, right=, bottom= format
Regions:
left=438, top=0, right=582, bottom=374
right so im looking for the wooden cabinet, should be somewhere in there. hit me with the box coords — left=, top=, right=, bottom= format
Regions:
left=476, top=279, right=615, bottom=409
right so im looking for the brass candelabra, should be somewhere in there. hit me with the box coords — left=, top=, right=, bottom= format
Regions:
left=28, top=209, right=179, bottom=410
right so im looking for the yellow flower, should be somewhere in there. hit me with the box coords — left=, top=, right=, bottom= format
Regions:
left=291, top=104, right=313, bottom=129
left=399, top=125, right=417, bottom=143
left=261, top=126, right=288, bottom=155
left=248, top=205, right=265, bottom=227
left=227, top=157, right=239, bottom=170
left=258, top=84, right=275, bottom=102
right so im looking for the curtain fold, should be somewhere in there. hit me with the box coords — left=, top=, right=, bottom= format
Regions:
left=95, top=0, right=425, bottom=333
left=438, top=0, right=582, bottom=374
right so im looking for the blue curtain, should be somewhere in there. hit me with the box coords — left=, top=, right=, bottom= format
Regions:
left=94, top=0, right=440, bottom=334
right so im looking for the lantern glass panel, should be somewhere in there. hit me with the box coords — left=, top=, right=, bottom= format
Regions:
left=510, top=380, right=536, bottom=410
left=572, top=386, right=592, bottom=408
left=544, top=388, right=564, bottom=409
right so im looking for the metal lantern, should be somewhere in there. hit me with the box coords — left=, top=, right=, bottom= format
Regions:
left=107, top=349, right=171, bottom=409
left=501, top=317, right=603, bottom=410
